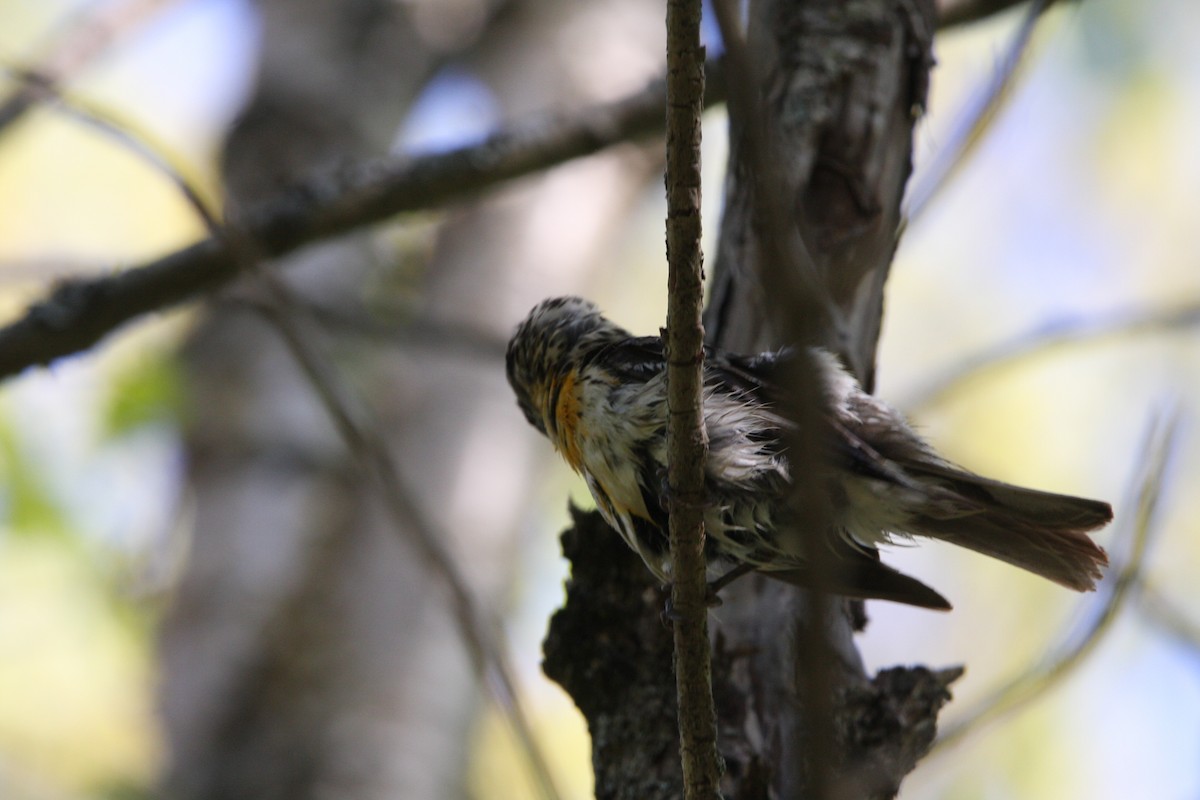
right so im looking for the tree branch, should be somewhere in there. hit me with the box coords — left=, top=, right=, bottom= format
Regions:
left=664, top=0, right=720, bottom=797
left=0, top=0, right=184, bottom=134
left=1137, top=582, right=1200, bottom=665
left=899, top=301, right=1200, bottom=412
left=0, top=59, right=724, bottom=382
left=249, top=275, right=562, bottom=800
left=936, top=0, right=1061, bottom=29
left=930, top=409, right=1177, bottom=757
left=903, top=0, right=1051, bottom=228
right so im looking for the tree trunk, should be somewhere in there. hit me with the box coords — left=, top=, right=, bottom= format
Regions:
left=542, top=1, right=959, bottom=797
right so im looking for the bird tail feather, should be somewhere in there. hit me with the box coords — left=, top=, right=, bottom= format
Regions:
left=907, top=468, right=1111, bottom=591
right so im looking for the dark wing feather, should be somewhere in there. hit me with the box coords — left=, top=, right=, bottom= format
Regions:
left=586, top=335, right=666, bottom=382
left=713, top=348, right=914, bottom=489
left=600, top=337, right=790, bottom=406
left=717, top=345, right=1110, bottom=593
left=709, top=347, right=795, bottom=405
left=836, top=376, right=1111, bottom=590
left=763, top=548, right=952, bottom=610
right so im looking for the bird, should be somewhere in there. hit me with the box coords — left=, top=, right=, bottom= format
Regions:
left=505, top=295, right=1112, bottom=610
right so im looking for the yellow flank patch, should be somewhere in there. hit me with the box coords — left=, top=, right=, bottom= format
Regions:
left=552, top=370, right=585, bottom=472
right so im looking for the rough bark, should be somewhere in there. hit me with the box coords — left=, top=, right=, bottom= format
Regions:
left=708, top=0, right=935, bottom=381
left=543, top=509, right=681, bottom=800
left=543, top=1, right=957, bottom=798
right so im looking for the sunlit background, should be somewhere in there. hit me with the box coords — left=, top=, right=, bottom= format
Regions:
left=0, top=0, right=1197, bottom=798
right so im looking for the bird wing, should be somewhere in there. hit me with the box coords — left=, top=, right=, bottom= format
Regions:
left=712, top=347, right=920, bottom=490
left=583, top=335, right=666, bottom=382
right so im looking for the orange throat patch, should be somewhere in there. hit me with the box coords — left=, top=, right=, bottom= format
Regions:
left=548, top=371, right=585, bottom=473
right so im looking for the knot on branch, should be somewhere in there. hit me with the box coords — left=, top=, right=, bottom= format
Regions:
left=834, top=665, right=964, bottom=798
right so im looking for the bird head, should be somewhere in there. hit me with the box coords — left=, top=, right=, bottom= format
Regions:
left=505, top=296, right=627, bottom=437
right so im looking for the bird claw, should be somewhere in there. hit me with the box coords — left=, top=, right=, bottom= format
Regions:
left=658, top=580, right=730, bottom=626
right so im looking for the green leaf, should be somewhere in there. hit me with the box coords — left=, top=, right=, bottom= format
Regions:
left=102, top=355, right=183, bottom=436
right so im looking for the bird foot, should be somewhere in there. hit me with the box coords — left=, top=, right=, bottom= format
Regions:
left=659, top=569, right=751, bottom=625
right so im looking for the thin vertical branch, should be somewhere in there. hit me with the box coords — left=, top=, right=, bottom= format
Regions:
left=664, top=0, right=721, bottom=797
left=708, top=2, right=841, bottom=796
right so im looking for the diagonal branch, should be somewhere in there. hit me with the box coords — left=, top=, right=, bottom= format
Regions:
left=0, top=0, right=185, bottom=134
left=903, top=0, right=1052, bottom=229
left=929, top=408, right=1178, bottom=756
left=0, top=64, right=220, bottom=228
left=0, top=0, right=1035, bottom=384
left=1137, top=582, right=1200, bottom=664
left=250, top=275, right=563, bottom=800
left=900, top=301, right=1200, bottom=412
left=0, top=59, right=725, bottom=382
left=936, top=0, right=1062, bottom=29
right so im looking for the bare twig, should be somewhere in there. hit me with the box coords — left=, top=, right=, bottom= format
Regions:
left=252, top=276, right=563, bottom=800
left=1137, top=583, right=1200, bottom=665
left=903, top=0, right=1052, bottom=228
left=0, top=0, right=183, bottom=134
left=901, top=302, right=1200, bottom=411
left=936, top=0, right=1061, bottom=29
left=0, top=58, right=726, bottom=381
left=929, top=408, right=1179, bottom=756
left=664, top=0, right=720, bottom=797
left=222, top=292, right=509, bottom=361
left=1, top=65, right=220, bottom=228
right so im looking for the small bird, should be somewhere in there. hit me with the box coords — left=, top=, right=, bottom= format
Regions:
left=506, top=296, right=1111, bottom=610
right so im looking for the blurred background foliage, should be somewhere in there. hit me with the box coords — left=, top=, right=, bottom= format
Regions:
left=0, top=0, right=1196, bottom=798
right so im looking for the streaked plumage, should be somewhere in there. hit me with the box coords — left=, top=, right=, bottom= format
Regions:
left=506, top=296, right=1111, bottom=610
